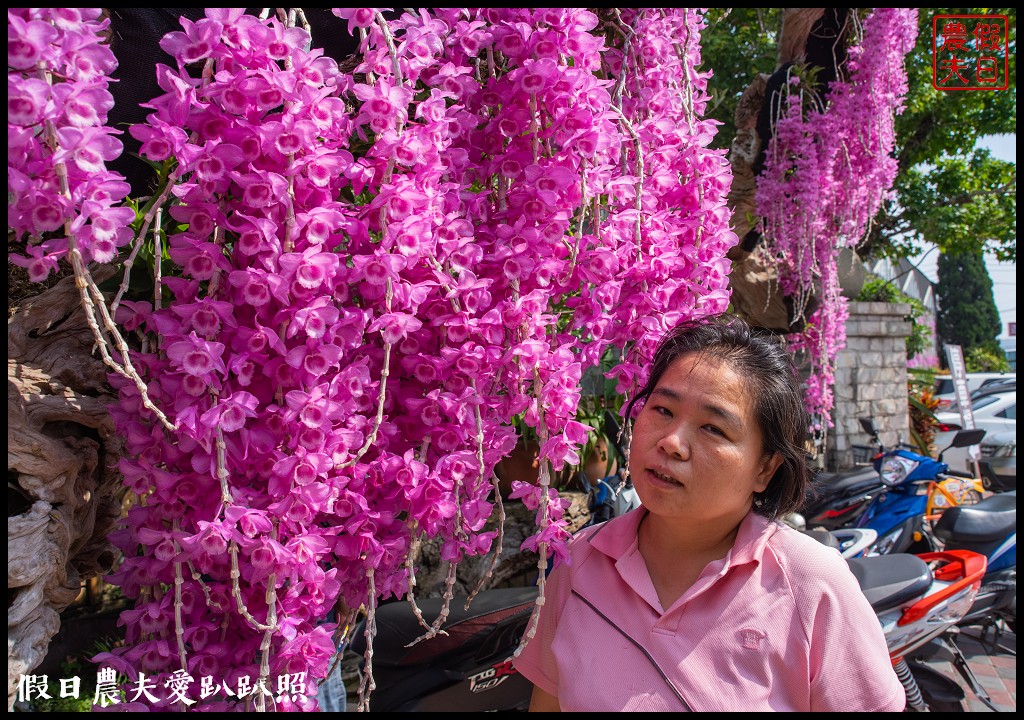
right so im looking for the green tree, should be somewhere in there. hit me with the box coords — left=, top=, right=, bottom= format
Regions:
left=701, top=8, right=781, bottom=146
left=965, top=345, right=1012, bottom=372
left=935, top=250, right=1004, bottom=360
left=880, top=8, right=1016, bottom=263
left=700, top=8, right=1016, bottom=263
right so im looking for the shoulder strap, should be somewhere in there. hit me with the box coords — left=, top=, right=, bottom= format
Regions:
left=567, top=522, right=696, bottom=712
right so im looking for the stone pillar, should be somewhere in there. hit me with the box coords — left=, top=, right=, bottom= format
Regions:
left=827, top=302, right=912, bottom=470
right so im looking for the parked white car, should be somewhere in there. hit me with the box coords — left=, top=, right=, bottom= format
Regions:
left=934, top=390, right=1016, bottom=475
left=933, top=372, right=1015, bottom=411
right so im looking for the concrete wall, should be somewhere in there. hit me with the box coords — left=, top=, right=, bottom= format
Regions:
left=827, top=301, right=912, bottom=471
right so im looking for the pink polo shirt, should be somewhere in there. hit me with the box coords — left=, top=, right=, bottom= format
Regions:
left=513, top=507, right=905, bottom=712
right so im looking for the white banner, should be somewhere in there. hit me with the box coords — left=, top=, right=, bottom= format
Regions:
left=943, top=344, right=980, bottom=462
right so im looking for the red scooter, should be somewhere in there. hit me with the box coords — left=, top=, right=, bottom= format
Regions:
left=849, top=548, right=998, bottom=711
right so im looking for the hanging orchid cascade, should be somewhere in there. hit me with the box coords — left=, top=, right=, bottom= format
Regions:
left=8, top=7, right=735, bottom=711
left=8, top=8, right=133, bottom=276
left=755, top=8, right=917, bottom=433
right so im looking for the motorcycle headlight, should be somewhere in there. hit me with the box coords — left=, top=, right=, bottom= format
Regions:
left=880, top=456, right=918, bottom=487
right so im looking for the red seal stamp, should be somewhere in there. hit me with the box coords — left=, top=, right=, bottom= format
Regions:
left=932, top=14, right=1009, bottom=91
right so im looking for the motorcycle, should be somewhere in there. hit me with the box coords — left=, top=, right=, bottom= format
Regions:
left=931, top=486, right=1016, bottom=635
left=798, top=419, right=987, bottom=549
left=797, top=418, right=889, bottom=531
left=848, top=548, right=998, bottom=711
left=856, top=422, right=987, bottom=556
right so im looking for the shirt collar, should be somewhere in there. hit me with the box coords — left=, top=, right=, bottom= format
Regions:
left=729, top=510, right=776, bottom=566
left=588, top=506, right=777, bottom=569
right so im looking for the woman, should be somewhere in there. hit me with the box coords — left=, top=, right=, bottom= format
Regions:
left=513, top=315, right=905, bottom=712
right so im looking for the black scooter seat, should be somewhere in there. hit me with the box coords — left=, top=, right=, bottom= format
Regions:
left=801, top=467, right=882, bottom=519
left=353, top=586, right=539, bottom=667
left=810, top=467, right=881, bottom=500
left=932, top=490, right=1016, bottom=544
left=846, top=554, right=933, bottom=613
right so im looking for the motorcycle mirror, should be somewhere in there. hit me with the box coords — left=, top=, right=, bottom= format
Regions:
left=859, top=418, right=883, bottom=451
left=938, top=427, right=987, bottom=462
left=950, top=428, right=986, bottom=448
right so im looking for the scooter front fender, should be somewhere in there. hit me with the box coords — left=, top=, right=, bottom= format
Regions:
left=861, top=491, right=927, bottom=536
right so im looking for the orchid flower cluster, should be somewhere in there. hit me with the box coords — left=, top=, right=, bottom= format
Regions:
left=10, top=7, right=736, bottom=711
left=8, top=8, right=134, bottom=279
left=568, top=9, right=736, bottom=392
left=755, top=8, right=917, bottom=426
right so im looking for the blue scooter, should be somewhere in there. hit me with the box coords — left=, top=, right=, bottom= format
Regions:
left=853, top=420, right=987, bottom=556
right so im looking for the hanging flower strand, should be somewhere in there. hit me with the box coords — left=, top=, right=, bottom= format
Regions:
left=8, top=8, right=175, bottom=431
left=756, top=8, right=917, bottom=429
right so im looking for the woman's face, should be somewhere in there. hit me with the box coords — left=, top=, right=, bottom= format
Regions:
left=628, top=353, right=782, bottom=527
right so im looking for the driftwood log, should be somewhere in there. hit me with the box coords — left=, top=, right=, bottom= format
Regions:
left=7, top=266, right=124, bottom=709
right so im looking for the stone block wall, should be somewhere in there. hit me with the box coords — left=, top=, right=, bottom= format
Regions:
left=827, top=302, right=912, bottom=471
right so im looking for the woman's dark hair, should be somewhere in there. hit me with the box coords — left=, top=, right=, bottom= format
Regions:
left=624, top=314, right=811, bottom=519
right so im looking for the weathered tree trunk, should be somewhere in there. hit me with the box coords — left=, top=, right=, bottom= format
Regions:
left=725, top=8, right=852, bottom=333
left=7, top=267, right=123, bottom=710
